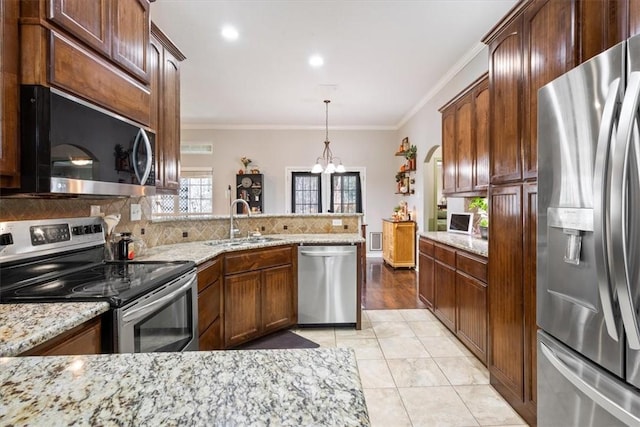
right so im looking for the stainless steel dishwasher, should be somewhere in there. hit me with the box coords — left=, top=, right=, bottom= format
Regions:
left=297, top=245, right=357, bottom=326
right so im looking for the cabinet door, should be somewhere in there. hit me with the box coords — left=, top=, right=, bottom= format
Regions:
left=434, top=260, right=456, bottom=332
left=489, top=16, right=523, bottom=184
left=149, top=34, right=163, bottom=187
left=523, top=0, right=574, bottom=180
left=224, top=271, right=261, bottom=348
left=456, top=271, right=487, bottom=364
left=48, top=0, right=111, bottom=56
left=382, top=221, right=393, bottom=264
left=0, top=0, right=19, bottom=188
left=442, top=106, right=456, bottom=194
left=523, top=183, right=538, bottom=416
left=261, top=264, right=295, bottom=333
left=488, top=184, right=524, bottom=400
left=473, top=77, right=490, bottom=190
left=393, top=222, right=416, bottom=267
left=160, top=47, right=181, bottom=190
left=455, top=94, right=473, bottom=192
left=418, top=252, right=434, bottom=310
left=111, top=0, right=149, bottom=82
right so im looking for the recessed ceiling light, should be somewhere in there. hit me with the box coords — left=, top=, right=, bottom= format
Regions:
left=309, top=55, right=324, bottom=68
left=221, top=25, right=239, bottom=41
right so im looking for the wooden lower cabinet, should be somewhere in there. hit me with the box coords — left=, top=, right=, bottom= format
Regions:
left=382, top=219, right=416, bottom=268
left=418, top=238, right=435, bottom=309
left=197, top=257, right=222, bottom=350
left=22, top=316, right=102, bottom=356
left=420, top=236, right=488, bottom=365
left=223, top=245, right=296, bottom=348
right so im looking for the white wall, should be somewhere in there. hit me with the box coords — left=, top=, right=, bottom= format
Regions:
left=396, top=46, right=490, bottom=232
left=180, top=128, right=396, bottom=251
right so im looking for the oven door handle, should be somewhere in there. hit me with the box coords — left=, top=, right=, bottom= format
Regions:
left=122, top=274, right=196, bottom=324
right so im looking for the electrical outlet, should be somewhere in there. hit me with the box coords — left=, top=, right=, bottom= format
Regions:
left=332, top=219, right=342, bottom=226
left=130, top=204, right=142, bottom=221
left=90, top=205, right=101, bottom=216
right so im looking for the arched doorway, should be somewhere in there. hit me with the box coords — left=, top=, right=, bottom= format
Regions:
left=423, top=145, right=443, bottom=231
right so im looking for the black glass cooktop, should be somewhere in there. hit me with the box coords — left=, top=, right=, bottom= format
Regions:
left=0, top=259, right=195, bottom=308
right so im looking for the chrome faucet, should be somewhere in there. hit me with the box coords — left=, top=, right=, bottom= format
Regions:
left=230, top=198, right=251, bottom=240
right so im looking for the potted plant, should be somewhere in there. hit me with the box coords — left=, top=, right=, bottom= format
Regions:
left=468, top=197, right=489, bottom=239
left=404, top=145, right=417, bottom=170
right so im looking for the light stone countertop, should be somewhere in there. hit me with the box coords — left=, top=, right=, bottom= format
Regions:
left=139, top=233, right=364, bottom=264
left=1, top=348, right=370, bottom=426
left=0, top=302, right=110, bottom=357
left=419, top=231, right=489, bottom=257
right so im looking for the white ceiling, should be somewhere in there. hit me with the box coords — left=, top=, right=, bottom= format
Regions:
left=150, top=0, right=516, bottom=129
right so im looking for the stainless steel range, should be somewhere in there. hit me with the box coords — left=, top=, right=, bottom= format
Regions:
left=0, top=217, right=198, bottom=353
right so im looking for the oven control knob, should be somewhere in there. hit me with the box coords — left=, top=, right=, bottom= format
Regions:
left=93, top=224, right=103, bottom=233
left=83, top=225, right=92, bottom=234
left=72, top=226, right=84, bottom=235
left=0, top=233, right=14, bottom=246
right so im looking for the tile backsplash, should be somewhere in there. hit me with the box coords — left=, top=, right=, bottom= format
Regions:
left=0, top=197, right=360, bottom=248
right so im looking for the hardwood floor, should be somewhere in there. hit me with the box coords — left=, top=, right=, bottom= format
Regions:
left=361, top=258, right=426, bottom=310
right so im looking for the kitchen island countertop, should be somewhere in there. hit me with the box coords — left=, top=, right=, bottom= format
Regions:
left=1, top=347, right=369, bottom=426
left=0, top=302, right=110, bottom=357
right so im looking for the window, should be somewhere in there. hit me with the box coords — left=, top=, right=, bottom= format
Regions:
left=153, top=168, right=213, bottom=217
left=291, top=172, right=322, bottom=213
left=330, top=172, right=362, bottom=213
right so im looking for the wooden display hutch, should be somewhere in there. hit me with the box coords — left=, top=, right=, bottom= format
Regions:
left=236, top=173, right=264, bottom=214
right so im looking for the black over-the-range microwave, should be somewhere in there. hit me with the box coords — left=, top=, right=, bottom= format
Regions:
left=9, top=85, right=156, bottom=197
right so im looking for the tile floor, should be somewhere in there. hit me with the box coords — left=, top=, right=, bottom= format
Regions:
left=294, top=309, right=528, bottom=427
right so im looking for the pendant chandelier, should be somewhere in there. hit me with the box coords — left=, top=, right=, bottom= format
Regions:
left=312, top=100, right=345, bottom=174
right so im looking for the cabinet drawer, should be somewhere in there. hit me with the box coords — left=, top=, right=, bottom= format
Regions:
left=199, top=317, right=222, bottom=351
left=23, top=316, right=102, bottom=356
left=434, top=243, right=456, bottom=266
left=197, top=257, right=221, bottom=293
left=419, top=238, right=434, bottom=256
left=225, top=246, right=292, bottom=275
left=198, top=279, right=221, bottom=335
left=456, top=251, right=487, bottom=282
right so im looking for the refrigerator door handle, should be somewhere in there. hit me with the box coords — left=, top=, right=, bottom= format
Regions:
left=612, top=71, right=640, bottom=349
left=540, top=341, right=640, bottom=426
left=593, top=78, right=621, bottom=341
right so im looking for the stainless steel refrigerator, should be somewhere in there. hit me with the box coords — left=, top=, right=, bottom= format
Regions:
left=537, top=36, right=640, bottom=426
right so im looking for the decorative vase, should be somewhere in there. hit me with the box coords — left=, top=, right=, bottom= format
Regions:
left=479, top=225, right=488, bottom=240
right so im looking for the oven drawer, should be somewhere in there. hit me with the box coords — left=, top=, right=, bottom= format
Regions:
left=224, top=246, right=293, bottom=275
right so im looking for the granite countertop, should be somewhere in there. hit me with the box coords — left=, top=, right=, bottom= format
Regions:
left=139, top=233, right=364, bottom=264
left=1, top=348, right=369, bottom=426
left=0, top=302, right=110, bottom=357
left=419, top=231, right=488, bottom=257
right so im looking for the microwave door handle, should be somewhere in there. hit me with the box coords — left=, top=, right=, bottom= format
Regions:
left=593, top=78, right=621, bottom=341
left=539, top=341, right=640, bottom=426
left=611, top=71, right=640, bottom=349
left=132, top=128, right=153, bottom=185
left=122, top=274, right=196, bottom=324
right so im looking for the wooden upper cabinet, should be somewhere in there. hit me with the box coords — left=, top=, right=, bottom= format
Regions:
left=523, top=0, right=575, bottom=180
left=0, top=0, right=20, bottom=188
left=473, top=77, right=490, bottom=190
left=455, top=94, right=473, bottom=193
left=48, top=0, right=111, bottom=56
left=440, top=73, right=489, bottom=195
left=441, top=107, right=456, bottom=194
left=631, top=0, right=640, bottom=37
left=151, top=23, right=185, bottom=193
left=112, top=0, right=149, bottom=82
left=488, top=15, right=523, bottom=184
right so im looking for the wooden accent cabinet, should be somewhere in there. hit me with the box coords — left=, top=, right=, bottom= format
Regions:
left=419, top=236, right=488, bottom=364
left=439, top=73, right=489, bottom=195
left=22, top=316, right=102, bottom=356
left=150, top=23, right=185, bottom=193
left=223, top=245, right=296, bottom=348
left=197, top=257, right=223, bottom=351
left=382, top=220, right=416, bottom=268
left=0, top=0, right=20, bottom=188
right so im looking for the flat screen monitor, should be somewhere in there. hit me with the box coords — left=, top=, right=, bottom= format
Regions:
left=447, top=213, right=474, bottom=235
